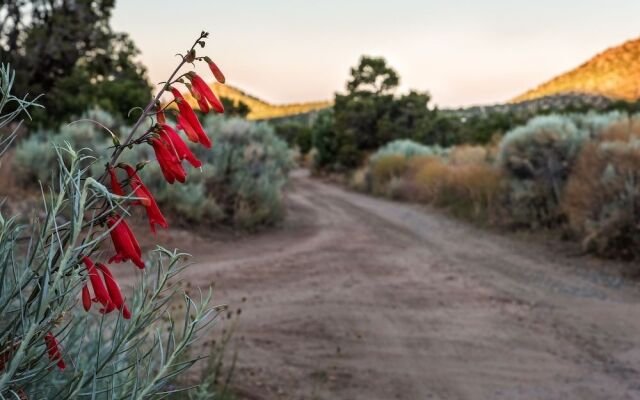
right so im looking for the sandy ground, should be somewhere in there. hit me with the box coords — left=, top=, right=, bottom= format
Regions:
left=140, top=170, right=640, bottom=400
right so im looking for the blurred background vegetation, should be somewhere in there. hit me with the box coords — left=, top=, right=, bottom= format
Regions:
left=0, top=0, right=151, bottom=127
left=3, top=0, right=640, bottom=259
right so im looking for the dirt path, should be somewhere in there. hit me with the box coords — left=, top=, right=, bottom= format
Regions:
left=170, top=170, right=640, bottom=399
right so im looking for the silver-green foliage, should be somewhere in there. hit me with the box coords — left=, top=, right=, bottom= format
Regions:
left=14, top=108, right=115, bottom=184
left=0, top=64, right=224, bottom=398
left=496, top=112, right=637, bottom=227
left=1, top=148, right=222, bottom=398
left=371, top=139, right=448, bottom=163
left=134, top=115, right=293, bottom=228
left=14, top=112, right=293, bottom=229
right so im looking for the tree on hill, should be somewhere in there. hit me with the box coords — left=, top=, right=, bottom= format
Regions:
left=0, top=0, right=151, bottom=127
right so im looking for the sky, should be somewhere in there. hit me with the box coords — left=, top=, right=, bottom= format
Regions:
left=112, top=0, right=640, bottom=108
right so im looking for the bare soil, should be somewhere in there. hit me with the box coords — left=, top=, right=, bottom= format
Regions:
left=144, top=170, right=640, bottom=399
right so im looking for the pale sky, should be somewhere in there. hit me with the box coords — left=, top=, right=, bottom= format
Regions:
left=112, top=0, right=640, bottom=108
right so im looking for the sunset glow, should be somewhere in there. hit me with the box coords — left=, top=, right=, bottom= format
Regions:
left=113, top=0, right=640, bottom=107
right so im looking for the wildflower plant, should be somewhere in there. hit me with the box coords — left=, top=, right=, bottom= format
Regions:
left=0, top=32, right=232, bottom=398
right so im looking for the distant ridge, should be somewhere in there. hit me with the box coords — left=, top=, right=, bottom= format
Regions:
left=179, top=82, right=331, bottom=120
left=512, top=38, right=640, bottom=103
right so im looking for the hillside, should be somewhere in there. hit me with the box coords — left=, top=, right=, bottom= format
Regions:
left=512, top=38, right=640, bottom=103
left=180, top=82, right=331, bottom=120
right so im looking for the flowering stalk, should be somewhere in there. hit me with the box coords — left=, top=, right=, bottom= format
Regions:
left=0, top=33, right=230, bottom=397
left=109, top=31, right=212, bottom=166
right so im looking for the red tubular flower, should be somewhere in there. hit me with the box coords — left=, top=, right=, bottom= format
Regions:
left=83, top=256, right=111, bottom=308
left=108, top=166, right=125, bottom=196
left=107, top=216, right=145, bottom=269
left=170, top=87, right=208, bottom=145
left=188, top=73, right=224, bottom=114
left=157, top=107, right=166, bottom=124
left=177, top=113, right=211, bottom=148
left=81, top=284, right=91, bottom=311
left=186, top=82, right=210, bottom=114
left=150, top=138, right=187, bottom=184
left=121, top=164, right=168, bottom=234
left=158, top=124, right=202, bottom=168
left=204, top=56, right=226, bottom=84
left=176, top=113, right=199, bottom=142
left=196, top=96, right=210, bottom=114
left=44, top=332, right=65, bottom=370
left=96, top=263, right=131, bottom=319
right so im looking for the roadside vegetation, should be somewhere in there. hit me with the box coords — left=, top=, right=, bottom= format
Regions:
left=13, top=109, right=293, bottom=230
left=276, top=54, right=640, bottom=261
left=0, top=29, right=239, bottom=397
left=347, top=112, right=640, bottom=260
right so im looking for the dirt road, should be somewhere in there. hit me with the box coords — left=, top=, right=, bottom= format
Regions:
left=170, top=170, right=640, bottom=400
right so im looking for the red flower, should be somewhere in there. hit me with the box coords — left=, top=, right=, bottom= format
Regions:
left=204, top=56, right=226, bottom=84
left=177, top=113, right=211, bottom=148
left=186, top=82, right=210, bottom=114
left=188, top=73, right=224, bottom=114
left=107, top=216, right=145, bottom=269
left=108, top=166, right=125, bottom=196
left=82, top=256, right=112, bottom=310
left=158, top=124, right=202, bottom=168
left=150, top=137, right=187, bottom=184
left=170, top=87, right=209, bottom=147
left=196, top=96, right=211, bottom=114
left=121, top=164, right=168, bottom=234
left=44, top=332, right=65, bottom=370
left=81, top=284, right=91, bottom=311
left=96, top=263, right=131, bottom=319
left=157, top=107, right=166, bottom=124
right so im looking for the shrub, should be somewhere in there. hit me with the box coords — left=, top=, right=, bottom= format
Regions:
left=13, top=113, right=293, bottom=230
left=371, top=139, right=448, bottom=162
left=14, top=107, right=115, bottom=185
left=440, top=164, right=504, bottom=221
left=195, top=116, right=293, bottom=228
left=449, top=145, right=488, bottom=165
left=497, top=112, right=640, bottom=229
left=0, top=52, right=229, bottom=398
left=497, top=114, right=591, bottom=227
left=369, top=154, right=410, bottom=195
left=412, top=157, right=450, bottom=203
left=349, top=166, right=371, bottom=192
left=367, top=140, right=448, bottom=197
left=310, top=109, right=338, bottom=171
left=563, top=137, right=640, bottom=259
left=273, top=121, right=312, bottom=155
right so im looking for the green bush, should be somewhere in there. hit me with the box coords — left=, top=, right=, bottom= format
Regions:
left=311, top=109, right=339, bottom=170
left=371, top=139, right=448, bottom=162
left=273, top=121, right=313, bottom=155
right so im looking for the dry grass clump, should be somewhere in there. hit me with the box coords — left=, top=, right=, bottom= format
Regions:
left=349, top=166, right=371, bottom=192
left=369, top=154, right=411, bottom=195
left=412, top=157, right=450, bottom=203
left=412, top=158, right=504, bottom=222
left=449, top=145, right=488, bottom=165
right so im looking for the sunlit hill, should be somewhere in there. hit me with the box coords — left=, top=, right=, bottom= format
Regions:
left=512, top=38, right=640, bottom=103
left=180, top=82, right=331, bottom=120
